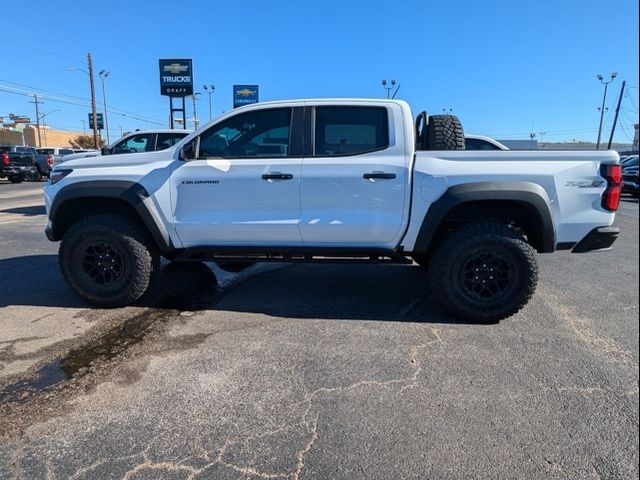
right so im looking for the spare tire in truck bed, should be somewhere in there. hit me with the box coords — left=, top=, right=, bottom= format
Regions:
left=426, top=115, right=465, bottom=150
left=415, top=112, right=465, bottom=151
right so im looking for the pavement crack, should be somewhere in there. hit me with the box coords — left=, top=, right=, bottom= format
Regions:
left=540, top=286, right=636, bottom=367
left=292, top=415, right=319, bottom=480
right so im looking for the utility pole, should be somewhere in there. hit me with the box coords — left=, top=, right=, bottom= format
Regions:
left=596, top=72, right=617, bottom=150
left=30, top=94, right=42, bottom=147
left=87, top=53, right=99, bottom=149
left=607, top=80, right=626, bottom=150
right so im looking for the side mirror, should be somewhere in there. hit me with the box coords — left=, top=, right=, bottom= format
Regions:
left=101, top=147, right=110, bottom=155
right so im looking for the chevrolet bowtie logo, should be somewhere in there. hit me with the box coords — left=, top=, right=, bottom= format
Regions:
left=236, top=88, right=257, bottom=97
left=163, top=63, right=188, bottom=74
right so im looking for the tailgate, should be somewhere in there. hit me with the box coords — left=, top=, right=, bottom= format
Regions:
left=10, top=153, right=34, bottom=167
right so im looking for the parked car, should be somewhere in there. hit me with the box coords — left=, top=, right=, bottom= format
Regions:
left=465, top=134, right=509, bottom=150
left=0, top=145, right=38, bottom=183
left=54, top=130, right=191, bottom=165
left=622, top=155, right=639, bottom=196
left=44, top=99, right=622, bottom=321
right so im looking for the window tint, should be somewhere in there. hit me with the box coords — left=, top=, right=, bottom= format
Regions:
left=314, top=107, right=388, bottom=156
left=59, top=149, right=74, bottom=155
left=38, top=148, right=55, bottom=154
left=465, top=138, right=501, bottom=151
left=156, top=132, right=188, bottom=151
left=198, top=108, right=291, bottom=158
left=112, top=134, right=154, bottom=154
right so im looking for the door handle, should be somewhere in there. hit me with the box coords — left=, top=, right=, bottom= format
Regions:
left=262, top=172, right=294, bottom=181
left=363, top=172, right=396, bottom=180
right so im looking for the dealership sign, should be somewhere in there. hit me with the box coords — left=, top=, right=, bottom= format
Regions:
left=159, top=59, right=193, bottom=96
left=233, top=85, right=259, bottom=108
left=88, top=113, right=104, bottom=130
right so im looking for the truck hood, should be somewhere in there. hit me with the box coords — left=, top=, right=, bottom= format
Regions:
left=58, top=148, right=176, bottom=170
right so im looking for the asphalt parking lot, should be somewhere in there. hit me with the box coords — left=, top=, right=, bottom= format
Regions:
left=0, top=181, right=638, bottom=479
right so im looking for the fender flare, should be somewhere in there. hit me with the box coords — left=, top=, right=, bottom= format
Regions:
left=412, top=181, right=556, bottom=254
left=49, top=180, right=174, bottom=253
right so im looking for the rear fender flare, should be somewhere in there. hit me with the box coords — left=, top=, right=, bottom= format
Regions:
left=413, top=182, right=556, bottom=254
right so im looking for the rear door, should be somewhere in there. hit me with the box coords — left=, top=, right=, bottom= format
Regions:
left=171, top=106, right=304, bottom=246
left=299, top=104, right=409, bottom=247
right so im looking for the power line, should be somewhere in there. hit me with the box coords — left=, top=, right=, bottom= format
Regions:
left=0, top=35, right=79, bottom=64
left=0, top=83, right=165, bottom=126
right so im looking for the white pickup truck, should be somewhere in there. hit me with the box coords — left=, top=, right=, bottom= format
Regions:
left=44, top=99, right=622, bottom=321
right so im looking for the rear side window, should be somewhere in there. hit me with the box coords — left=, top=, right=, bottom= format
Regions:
left=156, top=132, right=188, bottom=151
left=314, top=107, right=389, bottom=156
left=59, top=149, right=74, bottom=155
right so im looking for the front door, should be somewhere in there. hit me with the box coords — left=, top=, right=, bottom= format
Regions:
left=171, top=106, right=304, bottom=246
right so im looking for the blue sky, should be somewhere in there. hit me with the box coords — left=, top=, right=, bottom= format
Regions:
left=1, top=0, right=638, bottom=143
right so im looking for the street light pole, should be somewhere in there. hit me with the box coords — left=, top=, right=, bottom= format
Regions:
left=191, top=93, right=201, bottom=129
left=39, top=110, right=60, bottom=147
left=596, top=72, right=617, bottom=150
left=381, top=79, right=397, bottom=99
left=80, top=119, right=86, bottom=134
left=99, top=70, right=111, bottom=145
left=203, top=84, right=215, bottom=121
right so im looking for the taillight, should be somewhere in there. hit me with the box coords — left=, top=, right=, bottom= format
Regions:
left=46, top=155, right=54, bottom=166
left=601, top=164, right=622, bottom=212
left=1, top=152, right=9, bottom=166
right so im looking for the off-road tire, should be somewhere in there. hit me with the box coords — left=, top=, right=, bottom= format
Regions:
left=428, top=223, right=538, bottom=322
left=59, top=213, right=159, bottom=307
left=27, top=170, right=42, bottom=182
left=426, top=115, right=465, bottom=150
left=8, top=174, right=25, bottom=184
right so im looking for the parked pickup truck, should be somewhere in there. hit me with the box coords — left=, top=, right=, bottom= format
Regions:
left=0, top=145, right=37, bottom=183
left=36, top=147, right=75, bottom=178
left=44, top=99, right=622, bottom=321
left=54, top=129, right=191, bottom=165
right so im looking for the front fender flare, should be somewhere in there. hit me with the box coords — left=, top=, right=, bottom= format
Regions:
left=49, top=180, right=174, bottom=253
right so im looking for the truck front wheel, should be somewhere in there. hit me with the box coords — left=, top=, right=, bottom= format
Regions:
left=428, top=223, right=538, bottom=322
left=59, top=214, right=159, bottom=307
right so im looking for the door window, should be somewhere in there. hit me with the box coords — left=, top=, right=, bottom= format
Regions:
left=156, top=132, right=188, bottom=151
left=112, top=134, right=154, bottom=154
left=197, top=108, right=292, bottom=158
left=314, top=107, right=389, bottom=156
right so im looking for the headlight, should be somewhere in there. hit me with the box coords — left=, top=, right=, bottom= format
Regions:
left=50, top=169, right=73, bottom=185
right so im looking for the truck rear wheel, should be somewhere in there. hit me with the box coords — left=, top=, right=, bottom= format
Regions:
left=59, top=214, right=159, bottom=307
left=428, top=223, right=538, bottom=322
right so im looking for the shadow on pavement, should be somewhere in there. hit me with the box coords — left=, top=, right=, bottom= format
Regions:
left=0, top=205, right=46, bottom=216
left=0, top=256, right=469, bottom=324
left=208, top=263, right=479, bottom=324
left=0, top=255, right=220, bottom=310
